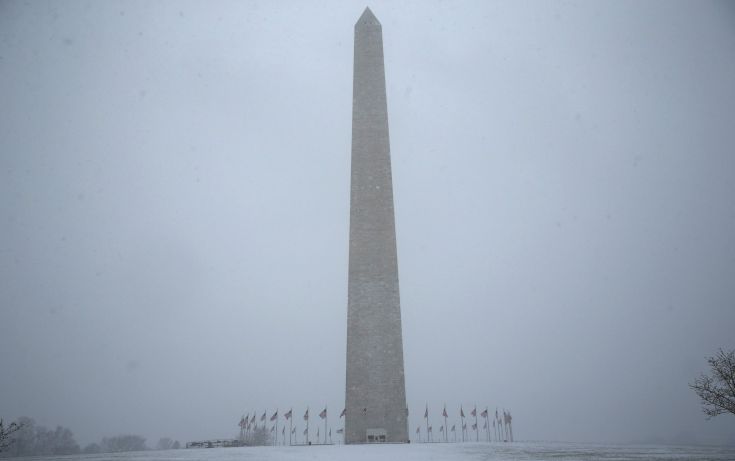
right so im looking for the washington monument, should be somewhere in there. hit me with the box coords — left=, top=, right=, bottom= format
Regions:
left=344, top=7, right=409, bottom=444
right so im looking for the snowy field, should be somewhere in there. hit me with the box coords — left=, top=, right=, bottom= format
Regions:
left=11, top=442, right=735, bottom=461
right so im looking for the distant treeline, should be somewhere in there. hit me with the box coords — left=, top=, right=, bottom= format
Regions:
left=0, top=417, right=180, bottom=457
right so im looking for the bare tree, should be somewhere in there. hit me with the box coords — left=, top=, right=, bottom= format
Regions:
left=156, top=437, right=173, bottom=450
left=0, top=419, right=23, bottom=453
left=100, top=435, right=147, bottom=452
left=243, top=426, right=271, bottom=446
left=689, top=348, right=735, bottom=418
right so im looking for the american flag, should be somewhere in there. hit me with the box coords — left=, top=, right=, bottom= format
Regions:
left=424, top=405, right=428, bottom=419
left=460, top=406, right=465, bottom=418
left=442, top=406, right=448, bottom=417
left=319, top=408, right=327, bottom=419
left=451, top=425, right=456, bottom=432
left=284, top=409, right=292, bottom=420
left=337, top=428, right=344, bottom=434
left=260, top=412, right=266, bottom=422
left=481, top=408, right=488, bottom=418
left=471, top=407, right=477, bottom=417
left=472, top=423, right=477, bottom=430
left=304, top=409, right=309, bottom=420
left=270, top=411, right=278, bottom=421
left=340, top=408, right=346, bottom=418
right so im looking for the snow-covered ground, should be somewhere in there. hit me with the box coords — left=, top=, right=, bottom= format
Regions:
left=11, top=442, right=735, bottom=461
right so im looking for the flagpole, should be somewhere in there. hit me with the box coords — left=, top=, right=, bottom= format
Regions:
left=460, top=406, right=465, bottom=442
left=475, top=404, right=480, bottom=442
left=425, top=404, right=429, bottom=443
left=289, top=409, right=293, bottom=446
left=443, top=404, right=448, bottom=443
left=306, top=407, right=309, bottom=445
left=325, top=406, right=328, bottom=445
left=510, top=412, right=514, bottom=442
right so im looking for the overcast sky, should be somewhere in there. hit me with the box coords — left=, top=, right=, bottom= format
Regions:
left=2, top=0, right=735, bottom=447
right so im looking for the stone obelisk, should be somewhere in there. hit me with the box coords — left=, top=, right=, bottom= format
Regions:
left=345, top=7, right=409, bottom=444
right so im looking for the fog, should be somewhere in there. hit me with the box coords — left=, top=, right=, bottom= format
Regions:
left=1, top=0, right=734, bottom=448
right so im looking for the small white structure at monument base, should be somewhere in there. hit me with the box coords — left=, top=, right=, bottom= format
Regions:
left=365, top=428, right=388, bottom=444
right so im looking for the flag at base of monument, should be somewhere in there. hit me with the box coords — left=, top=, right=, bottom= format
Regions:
left=442, top=406, right=448, bottom=418
left=451, top=425, right=456, bottom=432
left=481, top=408, right=488, bottom=418
left=320, top=408, right=327, bottom=419
left=340, top=408, right=346, bottom=418
left=460, top=406, right=465, bottom=418
left=304, top=409, right=309, bottom=420
left=472, top=423, right=477, bottom=430
left=303, top=428, right=308, bottom=436
left=424, top=405, right=429, bottom=419
left=270, top=411, right=278, bottom=421
left=261, top=412, right=266, bottom=422
left=471, top=407, right=477, bottom=417
left=284, top=409, right=292, bottom=420
left=337, top=428, right=344, bottom=434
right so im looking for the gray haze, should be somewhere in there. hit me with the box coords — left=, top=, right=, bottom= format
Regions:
left=2, top=0, right=734, bottom=447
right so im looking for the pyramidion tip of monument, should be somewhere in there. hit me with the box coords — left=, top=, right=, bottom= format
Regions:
left=356, top=6, right=381, bottom=27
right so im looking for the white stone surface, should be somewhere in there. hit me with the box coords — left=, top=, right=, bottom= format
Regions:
left=345, top=7, right=409, bottom=445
